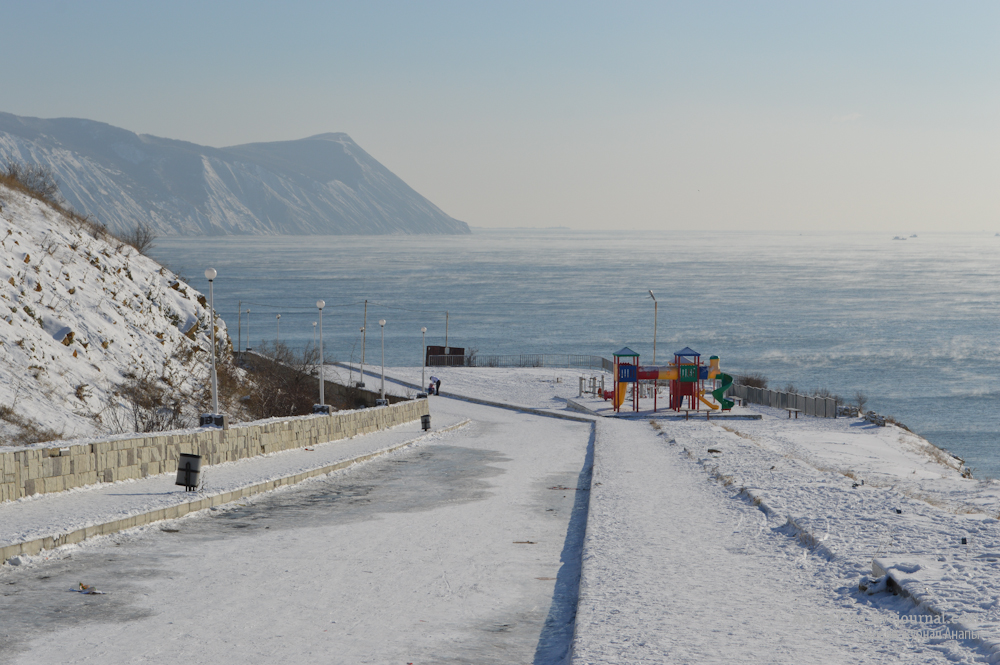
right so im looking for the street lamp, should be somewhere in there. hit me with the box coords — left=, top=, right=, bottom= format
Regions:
left=648, top=290, right=657, bottom=363
left=649, top=289, right=658, bottom=411
left=317, top=301, right=325, bottom=406
left=204, top=268, right=218, bottom=414
left=379, top=319, right=386, bottom=399
left=358, top=326, right=366, bottom=387
left=275, top=314, right=280, bottom=346
left=246, top=309, right=251, bottom=352
left=421, top=327, right=427, bottom=391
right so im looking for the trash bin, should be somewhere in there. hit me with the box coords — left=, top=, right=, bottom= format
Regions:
left=175, top=453, right=202, bottom=491
left=421, top=414, right=431, bottom=431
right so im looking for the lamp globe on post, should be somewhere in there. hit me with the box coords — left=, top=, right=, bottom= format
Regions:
left=379, top=319, right=386, bottom=400
left=204, top=268, right=218, bottom=415
left=317, top=300, right=325, bottom=408
left=421, top=327, right=427, bottom=392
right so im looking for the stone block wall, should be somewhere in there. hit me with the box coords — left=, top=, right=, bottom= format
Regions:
left=0, top=399, right=428, bottom=503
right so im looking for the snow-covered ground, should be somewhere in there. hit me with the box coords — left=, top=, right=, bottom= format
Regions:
left=3, top=367, right=1000, bottom=662
left=0, top=183, right=229, bottom=445
left=341, top=363, right=608, bottom=409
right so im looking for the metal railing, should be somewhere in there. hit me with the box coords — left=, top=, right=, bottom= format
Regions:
left=729, top=383, right=838, bottom=418
left=427, top=353, right=612, bottom=371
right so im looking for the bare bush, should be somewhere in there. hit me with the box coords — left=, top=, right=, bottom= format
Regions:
left=240, top=343, right=329, bottom=419
left=854, top=390, right=868, bottom=413
left=103, top=373, right=188, bottom=434
left=736, top=372, right=768, bottom=389
left=1, top=162, right=60, bottom=205
left=121, top=221, right=157, bottom=255
left=0, top=404, right=64, bottom=446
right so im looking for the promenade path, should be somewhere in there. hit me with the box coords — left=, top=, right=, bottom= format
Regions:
left=0, top=397, right=592, bottom=664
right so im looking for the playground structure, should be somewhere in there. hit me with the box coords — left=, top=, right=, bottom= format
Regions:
left=609, top=346, right=734, bottom=413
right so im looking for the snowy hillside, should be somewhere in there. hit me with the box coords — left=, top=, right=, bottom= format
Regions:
left=0, top=112, right=471, bottom=237
left=0, top=181, right=230, bottom=446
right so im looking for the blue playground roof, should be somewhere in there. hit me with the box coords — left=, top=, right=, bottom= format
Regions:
left=674, top=346, right=700, bottom=357
left=613, top=346, right=640, bottom=357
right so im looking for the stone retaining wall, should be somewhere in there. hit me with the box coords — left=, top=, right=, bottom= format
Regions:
left=0, top=400, right=428, bottom=503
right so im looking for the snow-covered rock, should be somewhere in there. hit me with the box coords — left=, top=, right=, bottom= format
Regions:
left=0, top=182, right=229, bottom=446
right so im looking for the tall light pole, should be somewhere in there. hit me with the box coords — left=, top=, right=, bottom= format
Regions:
left=246, top=309, right=251, bottom=352
left=359, top=326, right=366, bottom=387
left=359, top=300, right=368, bottom=387
left=204, top=268, right=218, bottom=414
left=317, top=301, right=325, bottom=406
left=379, top=319, right=386, bottom=399
left=421, top=326, right=427, bottom=390
left=276, top=314, right=280, bottom=346
left=649, top=289, right=658, bottom=411
left=648, top=290, right=657, bottom=363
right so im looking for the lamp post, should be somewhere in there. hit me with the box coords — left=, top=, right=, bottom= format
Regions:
left=421, top=327, right=427, bottom=391
left=379, top=319, right=386, bottom=399
left=649, top=289, right=658, bottom=411
left=317, top=301, right=325, bottom=406
left=360, top=299, right=368, bottom=388
left=204, top=268, right=218, bottom=414
left=648, top=290, right=657, bottom=363
left=246, top=309, right=251, bottom=352
left=275, top=314, right=280, bottom=345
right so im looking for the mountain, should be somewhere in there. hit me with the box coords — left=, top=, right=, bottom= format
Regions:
left=0, top=112, right=471, bottom=237
left=0, top=176, right=231, bottom=445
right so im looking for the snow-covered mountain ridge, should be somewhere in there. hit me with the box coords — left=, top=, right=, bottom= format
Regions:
left=0, top=181, right=227, bottom=446
left=0, top=112, right=471, bottom=237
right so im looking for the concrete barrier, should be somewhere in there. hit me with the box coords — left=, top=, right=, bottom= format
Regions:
left=0, top=400, right=428, bottom=504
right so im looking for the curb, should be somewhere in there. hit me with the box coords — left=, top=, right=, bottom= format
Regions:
left=1, top=419, right=471, bottom=566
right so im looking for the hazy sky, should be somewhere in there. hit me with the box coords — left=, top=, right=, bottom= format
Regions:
left=2, top=1, right=997, bottom=232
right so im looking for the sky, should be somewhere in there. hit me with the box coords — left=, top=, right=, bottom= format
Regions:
left=1, top=1, right=997, bottom=232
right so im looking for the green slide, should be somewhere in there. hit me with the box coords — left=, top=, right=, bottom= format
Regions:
left=712, top=373, right=735, bottom=410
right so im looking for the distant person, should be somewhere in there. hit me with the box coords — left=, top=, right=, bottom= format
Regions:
left=429, top=376, right=439, bottom=395
left=435, top=378, right=441, bottom=395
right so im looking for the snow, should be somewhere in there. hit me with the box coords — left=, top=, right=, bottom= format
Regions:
left=3, top=366, right=1000, bottom=662
left=0, top=183, right=228, bottom=445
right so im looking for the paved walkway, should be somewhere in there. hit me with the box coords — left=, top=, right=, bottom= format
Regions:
left=1, top=397, right=593, bottom=664
left=571, top=418, right=983, bottom=664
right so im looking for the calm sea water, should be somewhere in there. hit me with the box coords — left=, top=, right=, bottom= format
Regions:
left=151, top=229, right=1000, bottom=477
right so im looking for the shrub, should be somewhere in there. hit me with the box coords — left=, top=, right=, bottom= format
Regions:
left=737, top=372, right=768, bottom=389
left=854, top=390, right=868, bottom=413
left=103, top=373, right=188, bottom=434
left=0, top=162, right=60, bottom=205
left=121, top=221, right=157, bottom=256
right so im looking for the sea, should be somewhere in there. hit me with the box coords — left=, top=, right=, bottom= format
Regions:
left=150, top=229, right=1000, bottom=478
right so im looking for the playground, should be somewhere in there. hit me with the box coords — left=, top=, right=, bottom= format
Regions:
left=568, top=346, right=761, bottom=420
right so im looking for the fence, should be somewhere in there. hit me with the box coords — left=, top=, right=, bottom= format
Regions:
left=729, top=383, right=837, bottom=418
left=428, top=354, right=612, bottom=372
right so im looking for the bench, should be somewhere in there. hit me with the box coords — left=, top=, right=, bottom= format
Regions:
left=785, top=408, right=802, bottom=419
